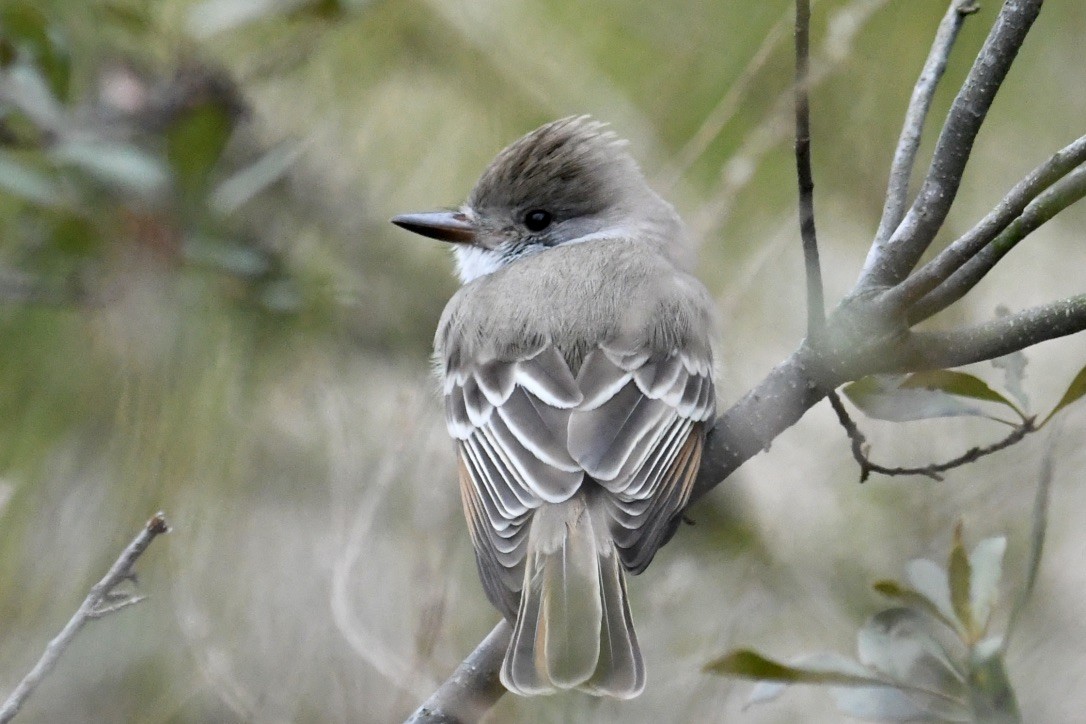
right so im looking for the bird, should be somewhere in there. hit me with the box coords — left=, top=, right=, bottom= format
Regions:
left=392, top=116, right=716, bottom=699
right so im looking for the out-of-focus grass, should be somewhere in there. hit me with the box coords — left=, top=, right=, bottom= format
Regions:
left=1, top=0, right=1085, bottom=722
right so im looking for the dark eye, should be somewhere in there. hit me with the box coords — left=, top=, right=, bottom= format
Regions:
left=523, top=209, right=552, bottom=232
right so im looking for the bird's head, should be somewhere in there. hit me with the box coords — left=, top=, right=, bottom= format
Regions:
left=392, top=116, right=682, bottom=283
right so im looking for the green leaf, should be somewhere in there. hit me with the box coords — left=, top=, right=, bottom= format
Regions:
left=968, top=537, right=1006, bottom=636
left=843, top=374, right=987, bottom=422
left=828, top=685, right=938, bottom=722
left=210, top=142, right=301, bottom=214
left=0, top=152, right=63, bottom=206
left=167, top=103, right=234, bottom=199
left=0, top=2, right=71, bottom=100
left=873, top=580, right=959, bottom=632
left=182, top=236, right=271, bottom=278
left=51, top=141, right=169, bottom=196
left=948, top=525, right=974, bottom=637
left=901, top=370, right=1023, bottom=417
left=1007, top=447, right=1054, bottom=643
left=856, top=607, right=964, bottom=689
left=968, top=638, right=1021, bottom=724
left=704, top=649, right=883, bottom=687
left=744, top=653, right=876, bottom=708
left=1, top=62, right=66, bottom=131
left=1040, top=362, right=1086, bottom=427
left=905, top=559, right=957, bottom=629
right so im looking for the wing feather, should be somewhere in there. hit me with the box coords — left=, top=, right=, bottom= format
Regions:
left=569, top=347, right=714, bottom=574
left=445, top=344, right=586, bottom=620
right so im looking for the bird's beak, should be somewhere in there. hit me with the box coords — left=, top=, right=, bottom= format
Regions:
left=391, top=210, right=476, bottom=244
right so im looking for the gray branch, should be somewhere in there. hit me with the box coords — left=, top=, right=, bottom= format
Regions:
left=405, top=621, right=510, bottom=723
left=0, top=513, right=170, bottom=724
left=889, top=134, right=1086, bottom=315
left=903, top=296, right=1086, bottom=370
left=874, top=0, right=979, bottom=247
left=859, top=0, right=1043, bottom=289
left=908, top=163, right=1086, bottom=322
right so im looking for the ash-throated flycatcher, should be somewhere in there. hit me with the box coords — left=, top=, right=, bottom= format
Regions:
left=393, top=116, right=715, bottom=698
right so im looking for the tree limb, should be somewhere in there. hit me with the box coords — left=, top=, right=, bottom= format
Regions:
left=875, top=0, right=980, bottom=247
left=405, top=621, right=510, bottom=724
left=859, top=0, right=1044, bottom=289
left=902, top=295, right=1086, bottom=370
left=888, top=134, right=1086, bottom=315
left=908, top=163, right=1086, bottom=322
left=0, top=513, right=170, bottom=724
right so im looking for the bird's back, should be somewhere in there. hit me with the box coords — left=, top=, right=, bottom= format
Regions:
left=436, top=237, right=714, bottom=374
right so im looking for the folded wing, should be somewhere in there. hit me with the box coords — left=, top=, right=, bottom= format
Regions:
left=446, top=344, right=585, bottom=618
left=569, top=346, right=715, bottom=573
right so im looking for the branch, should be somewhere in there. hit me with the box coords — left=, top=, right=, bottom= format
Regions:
left=828, top=392, right=1036, bottom=483
left=908, top=162, right=1086, bottom=322
left=0, top=512, right=170, bottom=724
left=875, top=0, right=980, bottom=246
left=902, top=295, right=1086, bottom=370
left=885, top=134, right=1086, bottom=315
left=794, top=0, right=825, bottom=337
left=405, top=621, right=510, bottom=723
left=859, top=0, right=1044, bottom=289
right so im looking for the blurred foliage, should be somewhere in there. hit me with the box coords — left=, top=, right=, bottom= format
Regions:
left=0, top=0, right=1084, bottom=722
left=707, top=521, right=1035, bottom=722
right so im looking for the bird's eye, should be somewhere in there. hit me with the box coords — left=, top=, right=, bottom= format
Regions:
left=523, top=209, right=552, bottom=232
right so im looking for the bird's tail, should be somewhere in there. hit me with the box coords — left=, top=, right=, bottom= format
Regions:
left=500, top=493, right=645, bottom=698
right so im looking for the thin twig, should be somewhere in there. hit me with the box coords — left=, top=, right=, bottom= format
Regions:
left=794, top=0, right=825, bottom=337
left=0, top=512, right=170, bottom=724
left=875, top=0, right=979, bottom=246
left=827, top=392, right=1036, bottom=483
left=907, top=162, right=1086, bottom=322
left=859, top=0, right=1044, bottom=289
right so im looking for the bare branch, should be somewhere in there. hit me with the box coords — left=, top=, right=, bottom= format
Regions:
left=0, top=513, right=170, bottom=724
left=692, top=350, right=829, bottom=503
left=875, top=0, right=980, bottom=246
left=884, top=134, right=1086, bottom=315
left=903, top=295, right=1086, bottom=370
left=404, top=621, right=510, bottom=724
left=794, top=0, right=826, bottom=337
left=828, top=391, right=1036, bottom=483
left=859, top=0, right=1044, bottom=289
left=908, top=163, right=1086, bottom=322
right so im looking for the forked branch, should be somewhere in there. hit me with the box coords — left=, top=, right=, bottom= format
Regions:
left=0, top=513, right=170, bottom=724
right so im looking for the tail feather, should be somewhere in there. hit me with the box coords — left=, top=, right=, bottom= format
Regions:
left=500, top=494, right=644, bottom=698
left=584, top=548, right=644, bottom=698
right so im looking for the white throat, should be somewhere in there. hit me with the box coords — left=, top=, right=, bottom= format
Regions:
left=454, top=245, right=505, bottom=284
left=453, top=227, right=633, bottom=285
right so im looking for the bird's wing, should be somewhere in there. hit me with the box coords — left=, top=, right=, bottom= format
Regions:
left=569, top=346, right=716, bottom=573
left=445, top=344, right=585, bottom=618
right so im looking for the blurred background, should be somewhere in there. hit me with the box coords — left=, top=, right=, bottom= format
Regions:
left=1, top=0, right=1084, bottom=721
